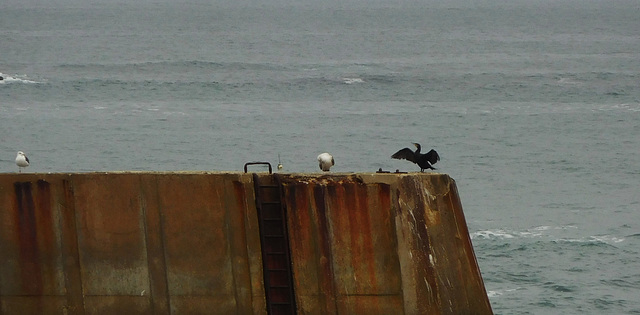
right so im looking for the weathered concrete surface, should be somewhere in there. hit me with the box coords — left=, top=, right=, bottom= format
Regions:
left=0, top=173, right=266, bottom=315
left=278, top=173, right=492, bottom=315
left=0, top=172, right=491, bottom=314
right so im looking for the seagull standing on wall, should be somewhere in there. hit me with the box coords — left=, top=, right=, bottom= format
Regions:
left=391, top=143, right=440, bottom=172
left=317, top=153, right=334, bottom=172
left=15, top=151, right=30, bottom=172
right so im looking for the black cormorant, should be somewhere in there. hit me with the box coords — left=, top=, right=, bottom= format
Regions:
left=391, top=143, right=440, bottom=172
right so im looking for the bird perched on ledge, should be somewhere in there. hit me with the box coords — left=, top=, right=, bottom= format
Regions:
left=15, top=151, right=30, bottom=172
left=391, top=143, right=440, bottom=172
left=317, top=152, right=334, bottom=171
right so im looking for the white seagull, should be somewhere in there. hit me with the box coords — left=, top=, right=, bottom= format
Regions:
left=15, top=151, right=30, bottom=172
left=317, top=152, right=334, bottom=172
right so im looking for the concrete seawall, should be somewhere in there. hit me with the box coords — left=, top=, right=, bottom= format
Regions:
left=0, top=172, right=492, bottom=314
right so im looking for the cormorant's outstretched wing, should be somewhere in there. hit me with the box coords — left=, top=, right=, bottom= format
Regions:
left=391, top=148, right=417, bottom=163
left=425, top=149, right=440, bottom=165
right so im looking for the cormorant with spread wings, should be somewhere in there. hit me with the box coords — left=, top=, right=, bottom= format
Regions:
left=391, top=143, right=440, bottom=172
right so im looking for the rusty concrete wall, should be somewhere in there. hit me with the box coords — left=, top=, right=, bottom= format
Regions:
left=0, top=172, right=491, bottom=315
left=0, top=173, right=266, bottom=315
left=277, top=173, right=492, bottom=315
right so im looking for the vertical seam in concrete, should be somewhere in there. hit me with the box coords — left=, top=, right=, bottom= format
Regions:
left=313, top=183, right=338, bottom=314
left=447, top=185, right=470, bottom=311
left=155, top=175, right=172, bottom=314
left=239, top=176, right=264, bottom=315
left=139, top=176, right=156, bottom=314
left=417, top=179, right=441, bottom=314
left=275, top=174, right=298, bottom=314
left=222, top=177, right=243, bottom=313
left=140, top=174, right=171, bottom=314
left=62, top=178, right=85, bottom=314
left=383, top=183, right=403, bottom=292
left=321, top=184, right=340, bottom=314
left=230, top=177, right=255, bottom=314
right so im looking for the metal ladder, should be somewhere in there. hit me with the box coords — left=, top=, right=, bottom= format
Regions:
left=246, top=162, right=297, bottom=315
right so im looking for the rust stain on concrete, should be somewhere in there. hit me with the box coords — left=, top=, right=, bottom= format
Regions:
left=0, top=172, right=492, bottom=315
left=13, top=181, right=43, bottom=296
left=7, top=179, right=60, bottom=313
left=280, top=173, right=492, bottom=315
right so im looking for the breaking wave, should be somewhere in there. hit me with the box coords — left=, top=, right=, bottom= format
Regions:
left=0, top=73, right=39, bottom=84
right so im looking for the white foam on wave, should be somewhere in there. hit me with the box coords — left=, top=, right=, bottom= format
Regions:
left=471, top=226, right=625, bottom=245
left=470, top=229, right=516, bottom=240
left=342, top=77, right=364, bottom=84
left=0, top=73, right=39, bottom=84
left=597, top=103, right=640, bottom=112
left=0, top=72, right=39, bottom=84
left=532, top=225, right=578, bottom=231
left=471, top=225, right=577, bottom=240
left=471, top=227, right=554, bottom=239
left=557, top=235, right=626, bottom=245
left=487, top=287, right=520, bottom=298
left=593, top=235, right=626, bottom=244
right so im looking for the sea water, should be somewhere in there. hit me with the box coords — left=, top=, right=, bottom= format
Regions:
left=1, top=0, right=639, bottom=313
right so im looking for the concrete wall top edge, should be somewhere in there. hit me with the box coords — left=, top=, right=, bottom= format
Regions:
left=1, top=171, right=252, bottom=175
left=0, top=172, right=451, bottom=181
left=1, top=171, right=446, bottom=175
left=274, top=172, right=452, bottom=186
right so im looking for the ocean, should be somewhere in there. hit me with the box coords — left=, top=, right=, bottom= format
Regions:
left=1, top=0, right=639, bottom=313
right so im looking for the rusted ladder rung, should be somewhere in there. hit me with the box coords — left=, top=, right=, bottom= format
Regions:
left=261, top=201, right=282, bottom=205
